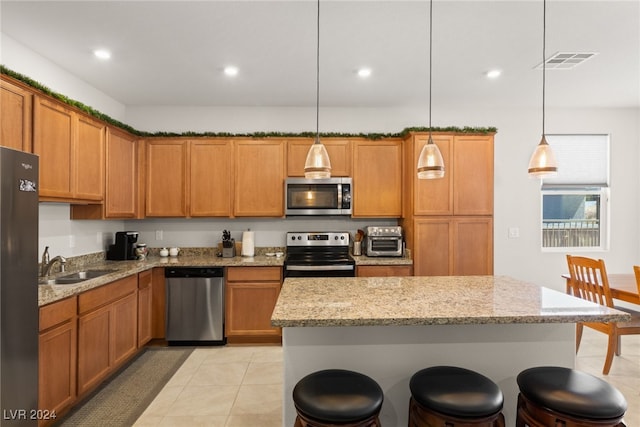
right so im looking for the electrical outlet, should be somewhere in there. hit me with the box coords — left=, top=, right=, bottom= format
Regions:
left=69, top=235, right=76, bottom=248
left=155, top=230, right=163, bottom=240
left=508, top=227, right=520, bottom=239
left=96, top=232, right=102, bottom=244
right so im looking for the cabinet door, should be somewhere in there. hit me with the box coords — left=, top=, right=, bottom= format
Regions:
left=106, top=129, right=138, bottom=217
left=1, top=78, right=32, bottom=152
left=453, top=136, right=493, bottom=215
left=137, top=270, right=153, bottom=347
left=111, top=292, right=138, bottom=367
left=452, top=217, right=493, bottom=275
left=77, top=307, right=111, bottom=395
left=413, top=218, right=452, bottom=276
left=226, top=282, right=281, bottom=338
left=413, top=135, right=454, bottom=215
left=190, top=139, right=233, bottom=217
left=352, top=139, right=402, bottom=217
left=287, top=139, right=351, bottom=177
left=74, top=115, right=105, bottom=201
left=234, top=140, right=285, bottom=217
left=145, top=140, right=188, bottom=217
left=34, top=97, right=75, bottom=199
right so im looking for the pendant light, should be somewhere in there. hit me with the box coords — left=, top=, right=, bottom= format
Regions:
left=304, top=0, right=331, bottom=179
left=417, top=0, right=445, bottom=180
left=528, top=0, right=558, bottom=178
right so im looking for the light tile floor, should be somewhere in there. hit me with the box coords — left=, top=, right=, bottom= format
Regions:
left=134, top=329, right=639, bottom=427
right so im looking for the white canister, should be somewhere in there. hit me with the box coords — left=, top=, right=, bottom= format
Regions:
left=241, top=231, right=255, bottom=257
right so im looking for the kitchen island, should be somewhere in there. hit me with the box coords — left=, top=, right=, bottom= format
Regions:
left=271, top=275, right=630, bottom=426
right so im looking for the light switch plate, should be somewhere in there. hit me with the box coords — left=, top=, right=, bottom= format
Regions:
left=508, top=227, right=520, bottom=239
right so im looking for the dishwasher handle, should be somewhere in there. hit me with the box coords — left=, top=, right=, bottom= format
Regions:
left=165, top=267, right=224, bottom=278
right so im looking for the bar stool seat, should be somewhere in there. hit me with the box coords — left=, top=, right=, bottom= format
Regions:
left=293, top=369, right=383, bottom=426
left=409, top=366, right=505, bottom=427
left=517, top=366, right=628, bottom=427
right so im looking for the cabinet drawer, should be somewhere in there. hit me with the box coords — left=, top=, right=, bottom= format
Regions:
left=40, top=296, right=77, bottom=331
left=78, top=275, right=137, bottom=314
left=227, top=266, right=281, bottom=282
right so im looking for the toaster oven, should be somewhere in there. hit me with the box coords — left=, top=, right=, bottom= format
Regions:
left=364, top=226, right=403, bottom=257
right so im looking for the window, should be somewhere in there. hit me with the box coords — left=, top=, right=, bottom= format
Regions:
left=540, top=134, right=609, bottom=251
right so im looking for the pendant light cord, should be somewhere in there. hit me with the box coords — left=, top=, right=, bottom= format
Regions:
left=428, top=0, right=433, bottom=141
left=316, top=0, right=320, bottom=143
left=542, top=0, right=546, bottom=136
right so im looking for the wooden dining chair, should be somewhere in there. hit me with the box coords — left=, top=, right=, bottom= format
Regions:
left=566, top=255, right=640, bottom=375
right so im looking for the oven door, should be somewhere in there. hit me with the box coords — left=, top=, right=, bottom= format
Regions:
left=284, top=264, right=356, bottom=278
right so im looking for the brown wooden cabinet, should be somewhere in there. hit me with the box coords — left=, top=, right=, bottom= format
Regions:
left=1, top=77, right=33, bottom=152
left=77, top=275, right=138, bottom=396
left=190, top=139, right=233, bottom=217
left=413, top=217, right=493, bottom=276
left=137, top=270, right=153, bottom=347
left=38, top=297, right=77, bottom=425
left=287, top=138, right=352, bottom=177
left=409, top=134, right=454, bottom=215
left=225, top=266, right=282, bottom=344
left=34, top=95, right=105, bottom=202
left=144, top=139, right=188, bottom=217
left=356, top=265, right=413, bottom=277
left=352, top=138, right=403, bottom=217
left=72, top=127, right=140, bottom=219
left=234, top=139, right=285, bottom=217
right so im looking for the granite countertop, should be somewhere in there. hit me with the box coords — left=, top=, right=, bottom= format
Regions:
left=271, top=275, right=631, bottom=327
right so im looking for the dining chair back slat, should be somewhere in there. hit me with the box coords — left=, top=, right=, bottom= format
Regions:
left=566, top=255, right=613, bottom=307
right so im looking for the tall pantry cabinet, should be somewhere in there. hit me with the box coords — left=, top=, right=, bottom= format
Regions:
left=401, top=132, right=494, bottom=276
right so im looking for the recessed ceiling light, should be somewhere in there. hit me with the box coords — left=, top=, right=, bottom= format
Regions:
left=93, top=49, right=111, bottom=60
left=357, top=68, right=372, bottom=78
left=486, top=69, right=501, bottom=79
left=224, top=66, right=239, bottom=77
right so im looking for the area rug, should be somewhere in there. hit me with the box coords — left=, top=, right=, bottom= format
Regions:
left=57, top=347, right=193, bottom=426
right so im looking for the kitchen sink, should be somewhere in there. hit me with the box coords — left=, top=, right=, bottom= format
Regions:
left=40, top=269, right=116, bottom=285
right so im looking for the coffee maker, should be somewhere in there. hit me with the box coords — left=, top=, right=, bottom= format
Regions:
left=107, top=231, right=139, bottom=260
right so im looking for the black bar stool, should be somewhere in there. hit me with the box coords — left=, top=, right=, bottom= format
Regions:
left=293, top=369, right=384, bottom=427
left=409, top=366, right=505, bottom=427
left=516, top=366, right=628, bottom=427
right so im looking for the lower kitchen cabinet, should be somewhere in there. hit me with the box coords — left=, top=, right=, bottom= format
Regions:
left=356, top=265, right=413, bottom=277
left=413, top=217, right=493, bottom=276
left=77, top=275, right=138, bottom=396
left=225, top=266, right=282, bottom=344
left=38, top=296, right=77, bottom=426
left=137, top=269, right=153, bottom=347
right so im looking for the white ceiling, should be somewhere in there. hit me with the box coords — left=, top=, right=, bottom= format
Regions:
left=1, top=0, right=639, bottom=110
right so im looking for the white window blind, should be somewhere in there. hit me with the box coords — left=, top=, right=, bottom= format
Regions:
left=542, top=134, right=609, bottom=188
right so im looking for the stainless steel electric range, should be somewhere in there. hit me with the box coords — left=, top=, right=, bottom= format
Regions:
left=284, top=232, right=356, bottom=277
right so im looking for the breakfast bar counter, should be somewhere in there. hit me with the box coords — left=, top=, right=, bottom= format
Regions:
left=271, top=276, right=629, bottom=426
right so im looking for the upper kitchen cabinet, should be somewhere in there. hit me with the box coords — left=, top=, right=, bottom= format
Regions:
left=287, top=138, right=351, bottom=177
left=144, top=139, right=188, bottom=217
left=190, top=139, right=233, bottom=217
left=352, top=138, right=402, bottom=217
left=34, top=96, right=105, bottom=202
left=404, top=132, right=494, bottom=216
left=234, top=139, right=285, bottom=217
left=71, top=127, right=140, bottom=219
left=1, top=77, right=33, bottom=152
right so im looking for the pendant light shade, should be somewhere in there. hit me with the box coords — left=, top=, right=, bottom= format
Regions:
left=528, top=135, right=557, bottom=177
left=417, top=136, right=445, bottom=179
left=528, top=0, right=558, bottom=178
left=417, top=0, right=445, bottom=180
left=304, top=0, right=331, bottom=179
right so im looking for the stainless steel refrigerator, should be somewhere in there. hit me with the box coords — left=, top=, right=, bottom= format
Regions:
left=0, top=147, right=38, bottom=426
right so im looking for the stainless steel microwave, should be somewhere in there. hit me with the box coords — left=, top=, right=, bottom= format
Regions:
left=285, top=177, right=352, bottom=216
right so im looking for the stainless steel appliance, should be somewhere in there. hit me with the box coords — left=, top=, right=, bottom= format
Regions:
left=364, top=226, right=404, bottom=257
left=106, top=231, right=139, bottom=260
left=0, top=147, right=39, bottom=425
left=165, top=267, right=225, bottom=345
left=284, top=232, right=355, bottom=277
left=285, top=177, right=352, bottom=216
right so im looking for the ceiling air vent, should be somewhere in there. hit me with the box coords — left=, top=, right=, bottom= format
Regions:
left=535, top=52, right=598, bottom=70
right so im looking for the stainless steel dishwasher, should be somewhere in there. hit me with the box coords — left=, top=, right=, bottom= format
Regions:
left=165, top=267, right=225, bottom=345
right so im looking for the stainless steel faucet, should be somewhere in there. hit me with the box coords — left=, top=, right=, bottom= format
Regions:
left=41, top=247, right=67, bottom=277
